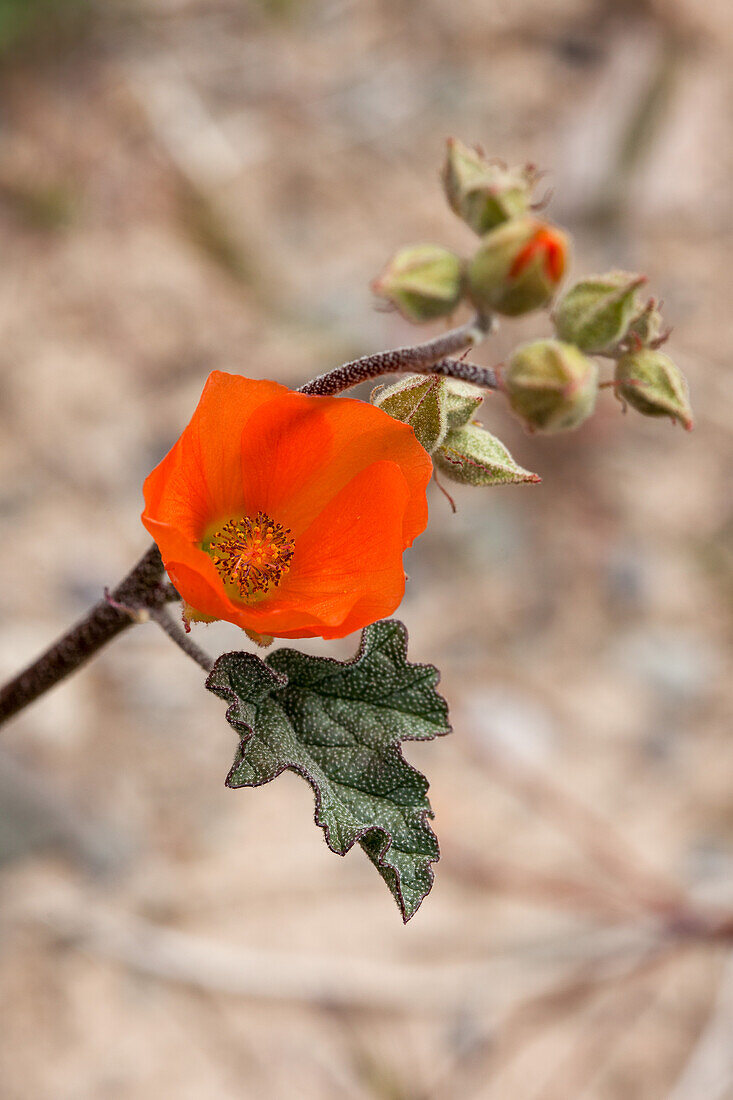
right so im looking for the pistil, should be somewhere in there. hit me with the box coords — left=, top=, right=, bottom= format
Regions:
left=207, top=511, right=294, bottom=598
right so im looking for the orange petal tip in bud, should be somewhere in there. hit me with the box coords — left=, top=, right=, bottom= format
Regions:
left=467, top=217, right=568, bottom=317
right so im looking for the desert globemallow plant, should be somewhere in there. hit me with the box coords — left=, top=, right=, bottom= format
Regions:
left=0, top=140, right=693, bottom=921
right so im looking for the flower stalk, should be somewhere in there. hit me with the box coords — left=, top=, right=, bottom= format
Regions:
left=148, top=607, right=214, bottom=673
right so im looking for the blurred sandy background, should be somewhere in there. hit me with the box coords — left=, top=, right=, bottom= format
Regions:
left=0, top=1, right=732, bottom=1097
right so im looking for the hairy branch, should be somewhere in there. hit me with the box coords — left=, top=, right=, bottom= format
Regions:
left=0, top=546, right=170, bottom=728
left=299, top=314, right=496, bottom=396
left=149, top=607, right=214, bottom=673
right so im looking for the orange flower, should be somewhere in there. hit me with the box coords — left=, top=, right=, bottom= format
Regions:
left=142, top=372, right=433, bottom=640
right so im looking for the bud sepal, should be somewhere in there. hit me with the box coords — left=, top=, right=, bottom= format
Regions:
left=552, top=270, right=646, bottom=353
left=372, top=374, right=488, bottom=453
left=443, top=379, right=485, bottom=429
left=503, top=339, right=599, bottom=433
left=435, top=423, right=540, bottom=487
left=372, top=244, right=464, bottom=324
left=442, top=138, right=539, bottom=235
left=614, top=349, right=693, bottom=430
left=627, top=297, right=667, bottom=350
left=371, top=375, right=449, bottom=453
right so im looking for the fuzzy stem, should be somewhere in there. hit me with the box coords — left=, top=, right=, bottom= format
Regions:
left=299, top=314, right=496, bottom=396
left=149, top=607, right=214, bottom=673
left=0, top=545, right=171, bottom=728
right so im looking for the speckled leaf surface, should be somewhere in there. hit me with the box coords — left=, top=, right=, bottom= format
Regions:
left=206, top=620, right=450, bottom=920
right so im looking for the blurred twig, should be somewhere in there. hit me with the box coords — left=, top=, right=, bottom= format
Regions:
left=587, top=30, right=683, bottom=226
left=464, top=733, right=694, bottom=922
left=536, top=967, right=668, bottom=1099
left=427, top=941, right=684, bottom=1100
left=9, top=883, right=678, bottom=1017
left=667, top=952, right=733, bottom=1100
left=0, top=745, right=130, bottom=873
left=445, top=849, right=647, bottom=925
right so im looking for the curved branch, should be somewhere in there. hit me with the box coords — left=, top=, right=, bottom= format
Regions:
left=299, top=314, right=496, bottom=396
left=422, top=357, right=499, bottom=390
left=0, top=545, right=167, bottom=728
left=149, top=608, right=214, bottom=673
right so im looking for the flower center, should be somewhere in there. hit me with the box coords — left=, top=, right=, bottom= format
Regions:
left=207, top=511, right=295, bottom=598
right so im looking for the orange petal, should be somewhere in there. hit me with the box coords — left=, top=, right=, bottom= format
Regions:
left=144, top=373, right=288, bottom=541
left=174, top=460, right=411, bottom=639
left=142, top=516, right=235, bottom=621
left=237, top=391, right=432, bottom=542
left=164, top=560, right=328, bottom=635
left=257, top=460, right=411, bottom=635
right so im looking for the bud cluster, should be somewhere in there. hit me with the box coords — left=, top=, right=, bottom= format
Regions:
left=370, top=139, right=693, bottom=495
left=373, top=139, right=568, bottom=325
left=372, top=374, right=539, bottom=487
left=551, top=271, right=692, bottom=430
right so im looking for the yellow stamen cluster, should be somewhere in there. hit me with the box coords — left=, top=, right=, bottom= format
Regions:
left=208, top=511, right=294, bottom=597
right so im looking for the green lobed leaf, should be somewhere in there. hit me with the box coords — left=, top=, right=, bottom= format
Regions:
left=206, top=620, right=451, bottom=921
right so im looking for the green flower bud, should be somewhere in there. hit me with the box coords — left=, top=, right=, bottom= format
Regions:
left=371, top=374, right=448, bottom=453
left=443, top=379, right=484, bottom=429
left=467, top=216, right=568, bottom=317
left=442, top=138, right=537, bottom=235
left=372, top=244, right=463, bottom=324
left=552, top=270, right=646, bottom=353
left=372, top=375, right=486, bottom=453
left=628, top=297, right=665, bottom=347
left=503, top=339, right=598, bottom=433
left=614, top=349, right=693, bottom=430
left=435, top=423, right=540, bottom=486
